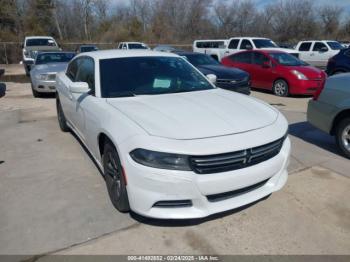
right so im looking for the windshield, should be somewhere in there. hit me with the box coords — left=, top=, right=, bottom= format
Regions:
left=128, top=43, right=148, bottom=49
left=80, top=46, right=98, bottom=52
left=269, top=52, right=307, bottom=66
left=35, top=53, right=75, bottom=65
left=327, top=41, right=344, bottom=50
left=184, top=54, right=219, bottom=66
left=253, top=39, right=278, bottom=48
left=26, top=38, right=57, bottom=47
left=100, top=57, right=214, bottom=98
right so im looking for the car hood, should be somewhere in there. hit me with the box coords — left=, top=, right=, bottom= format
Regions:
left=197, top=65, right=248, bottom=79
left=288, top=65, right=325, bottom=79
left=107, top=89, right=278, bottom=140
left=33, top=63, right=68, bottom=74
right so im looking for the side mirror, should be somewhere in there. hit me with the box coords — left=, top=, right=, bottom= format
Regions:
left=206, top=74, right=217, bottom=84
left=246, top=45, right=253, bottom=50
left=69, top=82, right=90, bottom=93
left=319, top=47, right=328, bottom=52
left=262, top=61, right=271, bottom=68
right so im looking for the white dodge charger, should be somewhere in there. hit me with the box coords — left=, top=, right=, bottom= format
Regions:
left=55, top=50, right=290, bottom=219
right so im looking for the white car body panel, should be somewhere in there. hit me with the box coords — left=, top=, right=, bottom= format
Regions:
left=193, top=37, right=299, bottom=61
left=55, top=50, right=290, bottom=219
left=296, top=40, right=342, bottom=68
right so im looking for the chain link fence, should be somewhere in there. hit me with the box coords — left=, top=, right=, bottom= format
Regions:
left=0, top=42, right=192, bottom=64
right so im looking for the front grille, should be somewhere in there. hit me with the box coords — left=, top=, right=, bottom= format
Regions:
left=153, top=200, right=192, bottom=208
left=206, top=179, right=269, bottom=202
left=190, top=136, right=285, bottom=174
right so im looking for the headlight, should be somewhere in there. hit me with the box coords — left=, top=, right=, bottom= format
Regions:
left=291, top=70, right=308, bottom=80
left=243, top=75, right=250, bottom=82
left=130, top=149, right=191, bottom=171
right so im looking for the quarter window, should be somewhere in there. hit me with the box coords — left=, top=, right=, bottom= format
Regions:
left=299, top=42, right=312, bottom=51
left=253, top=52, right=269, bottom=65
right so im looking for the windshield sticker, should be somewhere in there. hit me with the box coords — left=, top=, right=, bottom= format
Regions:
left=153, top=78, right=171, bottom=89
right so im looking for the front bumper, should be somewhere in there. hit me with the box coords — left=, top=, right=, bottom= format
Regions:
left=289, top=78, right=326, bottom=95
left=32, top=79, right=56, bottom=93
left=124, top=137, right=290, bottom=219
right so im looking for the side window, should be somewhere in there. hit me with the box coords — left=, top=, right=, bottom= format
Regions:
left=228, top=39, right=239, bottom=49
left=344, top=49, right=350, bottom=57
left=299, top=42, right=312, bottom=51
left=313, top=42, right=328, bottom=52
left=253, top=52, right=269, bottom=65
left=66, top=59, right=79, bottom=81
left=240, top=39, right=253, bottom=50
left=75, top=58, right=95, bottom=94
left=231, top=52, right=252, bottom=64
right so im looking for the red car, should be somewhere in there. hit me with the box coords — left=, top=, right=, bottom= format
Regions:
left=221, top=50, right=326, bottom=96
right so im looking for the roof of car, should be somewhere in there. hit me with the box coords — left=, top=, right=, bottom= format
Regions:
left=229, top=37, right=270, bottom=40
left=77, top=50, right=179, bottom=60
left=25, top=36, right=55, bottom=40
left=120, top=42, right=147, bottom=44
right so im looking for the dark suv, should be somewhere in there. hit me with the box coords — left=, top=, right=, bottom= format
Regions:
left=326, top=48, right=350, bottom=76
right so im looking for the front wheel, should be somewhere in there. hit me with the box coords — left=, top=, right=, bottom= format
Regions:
left=335, top=118, right=350, bottom=159
left=273, top=79, right=289, bottom=97
left=103, top=142, right=130, bottom=212
left=56, top=97, right=70, bottom=132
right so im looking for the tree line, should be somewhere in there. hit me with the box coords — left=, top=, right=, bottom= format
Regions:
left=0, top=0, right=349, bottom=45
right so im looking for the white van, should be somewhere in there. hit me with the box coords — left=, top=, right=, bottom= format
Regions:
left=295, top=40, right=344, bottom=68
left=194, top=37, right=299, bottom=61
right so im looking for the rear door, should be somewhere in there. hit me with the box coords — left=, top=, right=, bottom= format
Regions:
left=298, top=42, right=312, bottom=63
left=226, top=39, right=240, bottom=56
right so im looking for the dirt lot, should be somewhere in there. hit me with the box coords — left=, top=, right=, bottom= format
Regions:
left=0, top=77, right=349, bottom=257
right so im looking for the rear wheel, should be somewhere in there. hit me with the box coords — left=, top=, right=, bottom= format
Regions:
left=273, top=79, right=289, bottom=97
left=103, top=142, right=130, bottom=212
left=56, top=97, right=70, bottom=132
left=335, top=118, right=350, bottom=159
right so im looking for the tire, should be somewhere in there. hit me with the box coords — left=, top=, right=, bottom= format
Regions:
left=273, top=79, right=289, bottom=97
left=335, top=117, right=350, bottom=159
left=56, top=97, right=70, bottom=132
left=103, top=142, right=130, bottom=212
